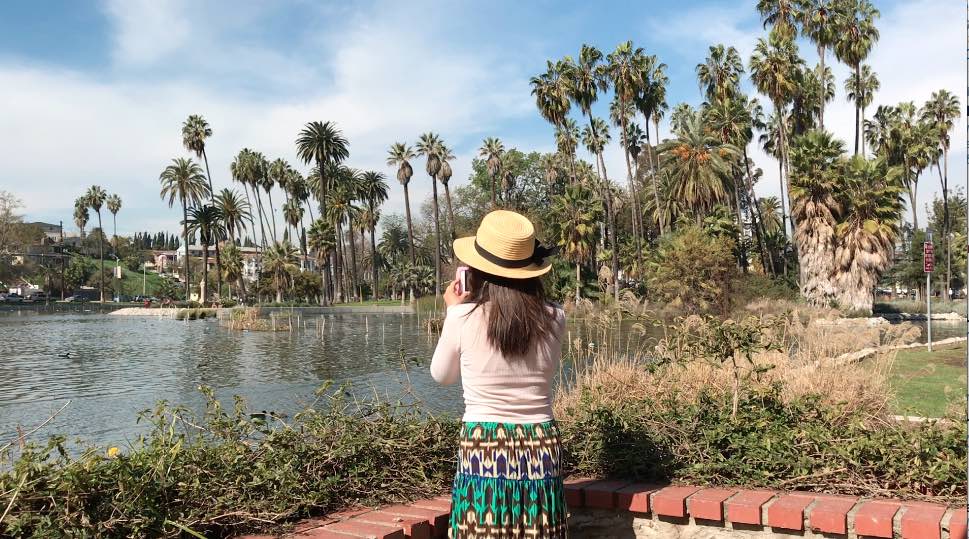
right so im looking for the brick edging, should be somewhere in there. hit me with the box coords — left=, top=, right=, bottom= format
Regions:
left=235, top=482, right=967, bottom=539
left=564, top=478, right=967, bottom=539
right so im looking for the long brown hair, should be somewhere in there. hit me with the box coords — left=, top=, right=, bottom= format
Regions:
left=465, top=267, right=557, bottom=356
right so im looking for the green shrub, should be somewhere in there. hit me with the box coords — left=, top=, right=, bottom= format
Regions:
left=559, top=385, right=966, bottom=500
left=0, top=386, right=459, bottom=538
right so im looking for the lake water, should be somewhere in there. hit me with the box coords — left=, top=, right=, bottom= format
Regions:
left=0, top=311, right=464, bottom=449
left=0, top=309, right=963, bottom=449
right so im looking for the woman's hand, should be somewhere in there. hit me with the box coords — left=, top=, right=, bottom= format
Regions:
left=443, top=279, right=470, bottom=307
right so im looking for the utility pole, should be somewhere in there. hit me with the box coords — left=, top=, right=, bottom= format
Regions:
left=923, top=231, right=934, bottom=352
left=59, top=220, right=65, bottom=300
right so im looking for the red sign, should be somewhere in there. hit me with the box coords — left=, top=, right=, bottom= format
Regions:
left=923, top=241, right=934, bottom=273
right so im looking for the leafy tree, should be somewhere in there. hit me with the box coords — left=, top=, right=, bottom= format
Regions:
left=647, top=225, right=737, bottom=315
left=550, top=182, right=602, bottom=302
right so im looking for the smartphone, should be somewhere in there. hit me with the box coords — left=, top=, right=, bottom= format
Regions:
left=455, top=266, right=470, bottom=295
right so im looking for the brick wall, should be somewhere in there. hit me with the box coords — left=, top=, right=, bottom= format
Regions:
left=235, top=481, right=967, bottom=539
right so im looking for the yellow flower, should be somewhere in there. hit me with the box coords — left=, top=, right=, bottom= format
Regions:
left=107, top=447, right=120, bottom=458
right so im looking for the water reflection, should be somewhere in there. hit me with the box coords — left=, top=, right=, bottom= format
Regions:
left=0, top=312, right=461, bottom=447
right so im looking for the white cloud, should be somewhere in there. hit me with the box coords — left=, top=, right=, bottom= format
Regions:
left=0, top=0, right=534, bottom=235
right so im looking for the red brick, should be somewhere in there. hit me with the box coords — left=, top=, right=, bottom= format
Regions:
left=294, top=518, right=338, bottom=533
left=854, top=501, right=901, bottom=538
left=652, top=486, right=701, bottom=518
left=583, top=480, right=631, bottom=509
left=324, top=519, right=404, bottom=539
left=900, top=502, right=947, bottom=539
left=767, top=494, right=814, bottom=530
left=409, top=498, right=450, bottom=513
left=356, top=511, right=431, bottom=539
left=563, top=478, right=598, bottom=508
left=616, top=483, right=661, bottom=514
left=327, top=508, right=373, bottom=521
left=381, top=505, right=449, bottom=538
left=236, top=535, right=277, bottom=539
left=725, top=490, right=776, bottom=525
left=688, top=488, right=736, bottom=521
left=809, top=495, right=858, bottom=535
left=297, top=530, right=356, bottom=539
left=948, top=508, right=967, bottom=539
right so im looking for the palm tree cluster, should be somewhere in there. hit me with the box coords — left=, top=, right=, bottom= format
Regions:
left=159, top=117, right=394, bottom=305
left=72, top=187, right=121, bottom=301
left=498, top=0, right=958, bottom=311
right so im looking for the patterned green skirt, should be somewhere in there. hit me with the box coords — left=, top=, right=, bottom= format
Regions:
left=450, top=421, right=568, bottom=538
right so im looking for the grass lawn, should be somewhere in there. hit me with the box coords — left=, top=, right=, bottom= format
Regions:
left=79, top=256, right=167, bottom=297
left=890, top=343, right=967, bottom=417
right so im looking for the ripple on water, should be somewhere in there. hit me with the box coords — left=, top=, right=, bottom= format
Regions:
left=0, top=312, right=460, bottom=447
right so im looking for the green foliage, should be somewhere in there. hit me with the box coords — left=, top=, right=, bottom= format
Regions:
left=560, top=385, right=966, bottom=500
left=646, top=225, right=737, bottom=314
left=0, top=386, right=459, bottom=538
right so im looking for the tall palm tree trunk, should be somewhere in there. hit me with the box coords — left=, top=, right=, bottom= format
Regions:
left=370, top=221, right=379, bottom=300
left=347, top=225, right=361, bottom=302
left=201, top=244, right=209, bottom=303
left=181, top=198, right=191, bottom=300
left=431, top=177, right=442, bottom=295
left=112, top=214, right=117, bottom=253
left=853, top=63, right=861, bottom=156
left=733, top=178, right=749, bottom=273
left=444, top=183, right=456, bottom=240
left=402, top=184, right=417, bottom=265
left=490, top=174, right=497, bottom=208
left=644, top=126, right=665, bottom=236
left=266, top=190, right=278, bottom=243
left=241, top=183, right=258, bottom=244
left=620, top=113, right=644, bottom=270
left=743, top=149, right=773, bottom=276
left=201, top=149, right=222, bottom=302
left=253, top=188, right=269, bottom=248
left=96, top=210, right=104, bottom=302
left=818, top=45, right=826, bottom=131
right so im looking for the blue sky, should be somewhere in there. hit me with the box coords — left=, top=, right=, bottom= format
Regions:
left=0, top=0, right=963, bottom=235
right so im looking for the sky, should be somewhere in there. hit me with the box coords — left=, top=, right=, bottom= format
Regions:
left=0, top=0, right=964, bottom=237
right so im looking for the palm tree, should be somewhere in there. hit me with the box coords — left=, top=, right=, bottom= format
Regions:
left=750, top=32, right=803, bottom=237
left=416, top=132, right=444, bottom=295
left=657, top=114, right=739, bottom=221
left=833, top=155, right=903, bottom=311
left=182, top=115, right=222, bottom=298
left=106, top=194, right=121, bottom=251
left=185, top=204, right=224, bottom=303
left=296, top=121, right=350, bottom=302
left=213, top=188, right=251, bottom=245
left=921, top=90, right=961, bottom=297
left=530, top=60, right=573, bottom=134
left=606, top=40, right=648, bottom=263
left=798, top=0, right=837, bottom=129
left=360, top=171, right=389, bottom=298
left=555, top=119, right=580, bottom=163
left=327, top=168, right=361, bottom=302
left=833, top=0, right=879, bottom=155
left=85, top=186, right=107, bottom=302
left=757, top=0, right=800, bottom=39
left=220, top=242, right=244, bottom=300
left=230, top=149, right=263, bottom=246
left=262, top=241, right=299, bottom=303
left=386, top=142, right=418, bottom=267
left=437, top=146, right=458, bottom=236
left=159, top=157, right=210, bottom=300
left=788, top=129, right=844, bottom=305
left=307, top=218, right=336, bottom=304
left=73, top=199, right=89, bottom=239
left=844, top=64, right=879, bottom=156
left=282, top=199, right=304, bottom=258
left=696, top=44, right=744, bottom=102
left=478, top=137, right=504, bottom=207
left=551, top=183, right=602, bottom=302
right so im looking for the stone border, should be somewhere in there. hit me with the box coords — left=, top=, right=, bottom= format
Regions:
left=234, top=483, right=966, bottom=539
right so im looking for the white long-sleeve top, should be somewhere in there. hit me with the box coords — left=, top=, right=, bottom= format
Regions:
left=430, top=302, right=566, bottom=423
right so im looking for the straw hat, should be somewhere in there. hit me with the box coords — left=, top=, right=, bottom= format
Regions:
left=453, top=210, right=556, bottom=279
